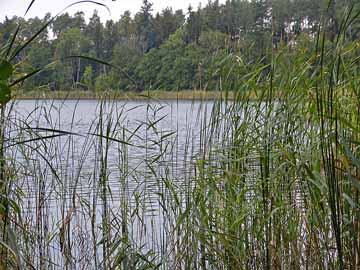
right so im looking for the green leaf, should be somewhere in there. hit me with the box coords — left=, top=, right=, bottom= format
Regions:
left=0, top=82, right=11, bottom=104
left=0, top=60, right=13, bottom=80
left=343, top=193, right=359, bottom=209
left=24, top=0, right=36, bottom=16
left=9, top=68, right=42, bottom=87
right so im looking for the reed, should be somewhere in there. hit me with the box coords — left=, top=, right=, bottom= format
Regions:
left=0, top=0, right=359, bottom=269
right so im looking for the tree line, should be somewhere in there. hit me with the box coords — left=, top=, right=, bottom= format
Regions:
left=0, top=0, right=358, bottom=92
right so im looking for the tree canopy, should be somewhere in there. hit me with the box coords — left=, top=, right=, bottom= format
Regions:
left=0, top=0, right=358, bottom=92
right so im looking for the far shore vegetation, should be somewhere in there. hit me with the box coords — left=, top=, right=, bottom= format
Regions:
left=15, top=89, right=233, bottom=100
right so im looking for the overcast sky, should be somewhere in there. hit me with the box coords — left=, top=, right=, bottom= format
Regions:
left=0, top=0, right=219, bottom=22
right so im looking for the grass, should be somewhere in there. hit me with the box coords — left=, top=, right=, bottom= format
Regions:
left=15, top=90, right=231, bottom=101
left=0, top=1, right=359, bottom=269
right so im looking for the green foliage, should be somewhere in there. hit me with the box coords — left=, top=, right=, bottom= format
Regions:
left=0, top=82, right=10, bottom=104
left=111, top=44, right=141, bottom=90
left=95, top=73, right=113, bottom=92
left=1, top=0, right=359, bottom=92
left=0, top=55, right=14, bottom=106
left=54, top=27, right=90, bottom=89
left=82, top=65, right=93, bottom=90
left=0, top=60, right=13, bottom=80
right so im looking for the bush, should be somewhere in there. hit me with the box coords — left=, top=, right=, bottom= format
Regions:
left=94, top=74, right=113, bottom=92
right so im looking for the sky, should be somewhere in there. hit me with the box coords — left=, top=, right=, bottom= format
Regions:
left=0, top=0, right=219, bottom=22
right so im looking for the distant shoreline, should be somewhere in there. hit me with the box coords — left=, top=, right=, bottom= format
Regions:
left=14, top=90, right=236, bottom=101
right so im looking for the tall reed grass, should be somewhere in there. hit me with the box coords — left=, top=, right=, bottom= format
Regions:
left=0, top=0, right=359, bottom=269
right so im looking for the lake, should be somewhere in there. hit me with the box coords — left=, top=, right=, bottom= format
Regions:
left=9, top=99, right=217, bottom=269
left=4, top=97, right=345, bottom=270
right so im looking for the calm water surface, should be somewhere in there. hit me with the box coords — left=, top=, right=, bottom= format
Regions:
left=9, top=99, right=216, bottom=267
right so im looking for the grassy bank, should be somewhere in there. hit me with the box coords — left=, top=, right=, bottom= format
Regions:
left=15, top=89, right=235, bottom=100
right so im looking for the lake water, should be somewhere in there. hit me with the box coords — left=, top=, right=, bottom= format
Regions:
left=7, top=99, right=310, bottom=269
left=9, top=99, right=217, bottom=269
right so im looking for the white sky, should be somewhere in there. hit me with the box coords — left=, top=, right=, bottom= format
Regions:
left=0, top=0, right=217, bottom=22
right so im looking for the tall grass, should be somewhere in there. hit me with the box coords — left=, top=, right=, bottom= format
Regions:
left=0, top=0, right=359, bottom=269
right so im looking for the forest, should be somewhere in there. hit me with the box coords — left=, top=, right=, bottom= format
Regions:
left=0, top=0, right=357, bottom=92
